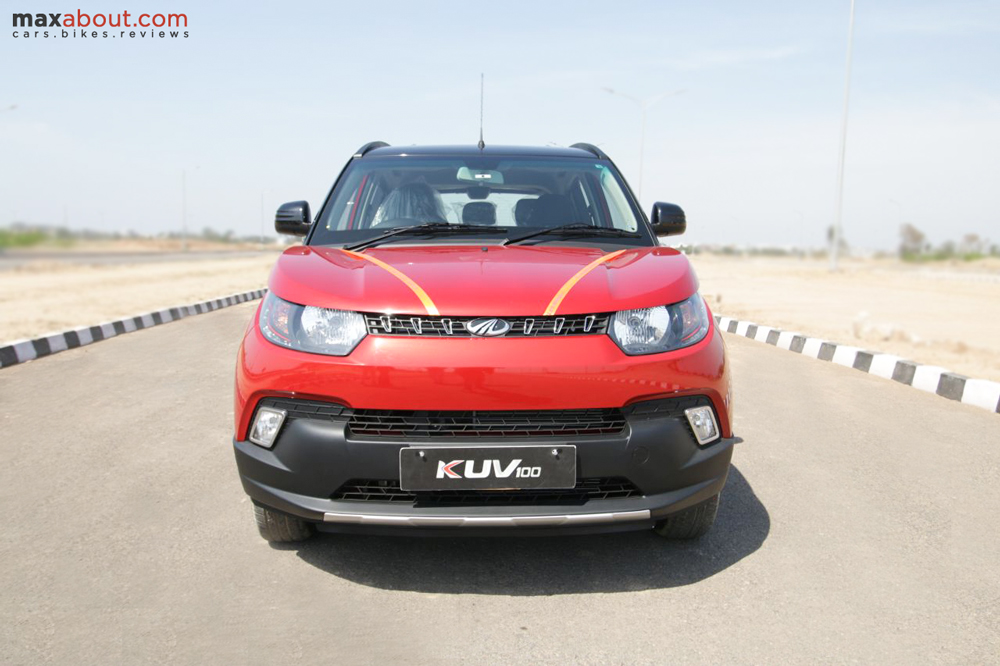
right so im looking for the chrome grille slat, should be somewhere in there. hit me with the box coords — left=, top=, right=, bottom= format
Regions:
left=363, top=313, right=611, bottom=337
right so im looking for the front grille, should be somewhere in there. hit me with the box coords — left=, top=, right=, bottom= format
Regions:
left=363, top=313, right=611, bottom=337
left=331, top=477, right=642, bottom=506
left=348, top=408, right=627, bottom=439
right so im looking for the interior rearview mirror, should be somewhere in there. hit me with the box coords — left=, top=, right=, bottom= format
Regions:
left=456, top=166, right=504, bottom=185
left=650, top=202, right=686, bottom=237
left=275, top=201, right=311, bottom=236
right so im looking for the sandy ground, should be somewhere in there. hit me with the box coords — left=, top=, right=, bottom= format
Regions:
left=3, top=248, right=998, bottom=383
left=0, top=253, right=277, bottom=342
left=693, top=254, right=1000, bottom=382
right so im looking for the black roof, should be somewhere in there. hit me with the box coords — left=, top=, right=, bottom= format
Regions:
left=358, top=144, right=607, bottom=160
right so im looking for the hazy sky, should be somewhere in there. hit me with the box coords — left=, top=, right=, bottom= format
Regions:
left=1, top=0, right=997, bottom=249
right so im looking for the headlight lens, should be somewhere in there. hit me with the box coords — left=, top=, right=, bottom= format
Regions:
left=609, top=294, right=710, bottom=355
left=259, top=293, right=366, bottom=356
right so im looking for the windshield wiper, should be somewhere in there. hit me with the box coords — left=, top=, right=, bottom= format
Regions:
left=344, top=223, right=505, bottom=252
left=502, top=223, right=641, bottom=246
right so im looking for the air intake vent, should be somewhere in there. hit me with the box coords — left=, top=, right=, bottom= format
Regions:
left=332, top=477, right=641, bottom=506
left=348, top=408, right=627, bottom=439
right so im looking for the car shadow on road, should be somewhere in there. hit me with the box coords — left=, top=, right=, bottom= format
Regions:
left=288, top=465, right=768, bottom=595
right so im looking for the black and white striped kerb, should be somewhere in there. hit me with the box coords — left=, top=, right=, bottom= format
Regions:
left=716, top=315, right=1000, bottom=415
left=0, top=289, right=267, bottom=370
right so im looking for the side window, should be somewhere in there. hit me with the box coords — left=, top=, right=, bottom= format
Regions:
left=599, top=167, right=637, bottom=231
left=328, top=200, right=352, bottom=231
left=325, top=171, right=363, bottom=230
left=357, top=179, right=387, bottom=229
left=568, top=178, right=598, bottom=226
left=326, top=174, right=387, bottom=231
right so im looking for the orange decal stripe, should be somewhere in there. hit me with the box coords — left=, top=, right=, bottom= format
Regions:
left=340, top=249, right=440, bottom=316
left=543, top=250, right=627, bottom=316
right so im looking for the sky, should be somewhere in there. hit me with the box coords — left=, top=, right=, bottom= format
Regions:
left=1, top=0, right=998, bottom=250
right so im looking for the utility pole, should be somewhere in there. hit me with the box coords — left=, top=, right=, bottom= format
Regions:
left=831, top=0, right=857, bottom=271
left=260, top=192, right=266, bottom=251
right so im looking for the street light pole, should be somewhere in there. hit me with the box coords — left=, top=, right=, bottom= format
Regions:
left=603, top=88, right=685, bottom=201
left=830, top=0, right=857, bottom=272
left=260, top=192, right=266, bottom=251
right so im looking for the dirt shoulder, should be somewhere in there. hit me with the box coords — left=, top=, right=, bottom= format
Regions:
left=692, top=254, right=1000, bottom=382
left=0, top=253, right=276, bottom=343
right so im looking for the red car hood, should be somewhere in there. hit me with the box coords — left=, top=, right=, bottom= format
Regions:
left=269, top=244, right=698, bottom=316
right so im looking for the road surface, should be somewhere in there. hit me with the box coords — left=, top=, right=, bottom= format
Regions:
left=1, top=304, right=997, bottom=664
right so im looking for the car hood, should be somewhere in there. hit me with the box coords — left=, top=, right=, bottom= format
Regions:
left=269, top=244, right=699, bottom=316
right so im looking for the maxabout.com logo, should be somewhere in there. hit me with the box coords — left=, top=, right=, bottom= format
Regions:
left=12, top=10, right=189, bottom=39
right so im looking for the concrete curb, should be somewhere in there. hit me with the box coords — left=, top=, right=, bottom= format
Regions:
left=0, top=288, right=267, bottom=370
left=716, top=315, right=1000, bottom=414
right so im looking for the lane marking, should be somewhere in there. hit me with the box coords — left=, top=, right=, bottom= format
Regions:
left=340, top=249, right=440, bottom=316
left=543, top=250, right=626, bottom=316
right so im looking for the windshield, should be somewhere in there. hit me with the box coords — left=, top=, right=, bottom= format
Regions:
left=310, top=156, right=652, bottom=246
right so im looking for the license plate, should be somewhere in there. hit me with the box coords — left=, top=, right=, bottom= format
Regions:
left=399, top=445, right=577, bottom=491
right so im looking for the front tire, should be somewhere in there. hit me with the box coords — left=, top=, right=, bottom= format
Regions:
left=653, top=494, right=719, bottom=539
left=253, top=504, right=314, bottom=542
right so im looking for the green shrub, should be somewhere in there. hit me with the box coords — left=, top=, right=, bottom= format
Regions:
left=0, top=229, right=47, bottom=249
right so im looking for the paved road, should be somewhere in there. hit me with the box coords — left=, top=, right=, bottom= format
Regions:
left=1, top=304, right=997, bottom=664
left=0, top=250, right=271, bottom=270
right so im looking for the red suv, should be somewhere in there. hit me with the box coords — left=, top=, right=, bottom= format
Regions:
left=233, top=143, right=734, bottom=542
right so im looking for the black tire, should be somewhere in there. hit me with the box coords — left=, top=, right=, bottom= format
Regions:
left=253, top=504, right=314, bottom=543
left=653, top=494, right=720, bottom=539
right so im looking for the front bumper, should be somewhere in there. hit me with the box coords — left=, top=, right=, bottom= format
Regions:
left=234, top=397, right=735, bottom=536
left=235, top=316, right=733, bottom=441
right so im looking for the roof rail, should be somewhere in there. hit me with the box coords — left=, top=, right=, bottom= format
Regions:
left=353, top=141, right=390, bottom=158
left=569, top=143, right=609, bottom=160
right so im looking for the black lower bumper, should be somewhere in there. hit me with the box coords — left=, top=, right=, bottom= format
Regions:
left=233, top=397, right=735, bottom=536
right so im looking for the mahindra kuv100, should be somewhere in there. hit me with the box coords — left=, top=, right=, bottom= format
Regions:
left=233, top=142, right=735, bottom=542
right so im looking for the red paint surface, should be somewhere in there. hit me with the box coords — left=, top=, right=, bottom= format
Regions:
left=237, top=244, right=730, bottom=439
left=269, top=245, right=699, bottom=316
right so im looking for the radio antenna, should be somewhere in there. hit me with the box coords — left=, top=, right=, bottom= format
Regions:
left=478, top=73, right=485, bottom=150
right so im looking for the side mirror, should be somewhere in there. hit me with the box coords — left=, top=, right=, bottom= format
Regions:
left=650, top=202, right=686, bottom=237
left=275, top=201, right=311, bottom=236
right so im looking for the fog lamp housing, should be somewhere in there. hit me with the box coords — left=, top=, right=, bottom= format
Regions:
left=249, top=407, right=287, bottom=448
left=685, top=406, right=720, bottom=445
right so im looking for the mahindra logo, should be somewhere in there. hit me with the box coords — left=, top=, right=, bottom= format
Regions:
left=437, top=459, right=542, bottom=479
left=466, top=318, right=511, bottom=337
